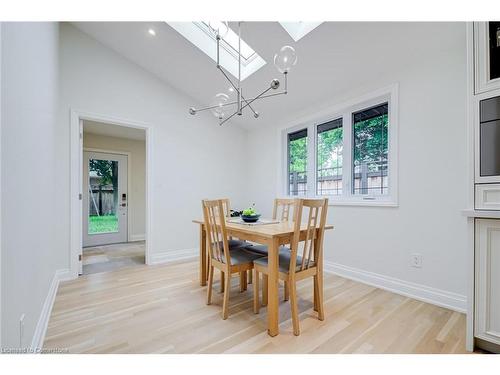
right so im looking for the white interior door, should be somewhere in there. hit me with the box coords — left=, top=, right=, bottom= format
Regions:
left=83, top=151, right=128, bottom=247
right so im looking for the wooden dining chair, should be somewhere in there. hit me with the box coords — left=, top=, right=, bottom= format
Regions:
left=252, top=198, right=329, bottom=335
left=272, top=198, right=296, bottom=222
left=248, top=198, right=297, bottom=256
left=205, top=198, right=250, bottom=290
left=244, top=198, right=297, bottom=299
left=203, top=199, right=264, bottom=319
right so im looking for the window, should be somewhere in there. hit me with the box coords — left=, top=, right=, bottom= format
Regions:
left=352, top=103, right=388, bottom=196
left=279, top=22, right=323, bottom=42
left=317, top=118, right=343, bottom=196
left=167, top=22, right=266, bottom=80
left=288, top=129, right=308, bottom=196
left=282, top=86, right=397, bottom=206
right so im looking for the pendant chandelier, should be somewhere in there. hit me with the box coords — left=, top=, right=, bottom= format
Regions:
left=189, top=22, right=297, bottom=126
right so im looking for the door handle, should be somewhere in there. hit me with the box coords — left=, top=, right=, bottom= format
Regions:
left=121, top=203, right=127, bottom=207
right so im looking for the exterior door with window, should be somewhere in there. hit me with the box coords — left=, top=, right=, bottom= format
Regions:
left=83, top=151, right=128, bottom=247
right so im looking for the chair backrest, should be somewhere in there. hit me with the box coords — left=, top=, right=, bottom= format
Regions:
left=288, top=198, right=329, bottom=274
left=272, top=198, right=296, bottom=221
left=220, top=198, right=231, bottom=217
left=202, top=199, right=231, bottom=266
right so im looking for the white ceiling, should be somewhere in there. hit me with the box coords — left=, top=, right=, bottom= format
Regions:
left=72, top=22, right=463, bottom=130
left=83, top=120, right=146, bottom=141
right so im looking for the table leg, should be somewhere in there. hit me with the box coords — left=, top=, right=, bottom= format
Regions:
left=313, top=237, right=319, bottom=311
left=314, top=234, right=324, bottom=320
left=267, top=237, right=280, bottom=337
left=199, top=224, right=207, bottom=286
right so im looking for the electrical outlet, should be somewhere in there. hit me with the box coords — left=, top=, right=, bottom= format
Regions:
left=19, top=313, right=25, bottom=347
left=411, top=253, right=423, bottom=268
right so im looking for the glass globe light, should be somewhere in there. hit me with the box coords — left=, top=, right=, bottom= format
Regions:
left=274, top=45, right=298, bottom=74
left=208, top=21, right=229, bottom=39
left=211, top=93, right=229, bottom=119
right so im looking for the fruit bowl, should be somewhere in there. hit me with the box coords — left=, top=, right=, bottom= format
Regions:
left=241, top=214, right=261, bottom=223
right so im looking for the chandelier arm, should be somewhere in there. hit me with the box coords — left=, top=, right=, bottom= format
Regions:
left=216, top=35, right=220, bottom=66
left=240, top=95, right=258, bottom=117
left=216, top=65, right=258, bottom=117
left=191, top=101, right=238, bottom=113
left=191, top=89, right=287, bottom=114
left=252, top=91, right=287, bottom=100
left=217, top=65, right=239, bottom=93
left=237, top=85, right=274, bottom=113
left=219, top=109, right=239, bottom=126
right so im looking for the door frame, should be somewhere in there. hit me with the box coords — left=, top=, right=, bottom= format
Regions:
left=70, top=109, right=153, bottom=278
left=83, top=148, right=132, bottom=243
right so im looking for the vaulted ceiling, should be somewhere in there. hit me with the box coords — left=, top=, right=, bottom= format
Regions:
left=72, top=22, right=464, bottom=129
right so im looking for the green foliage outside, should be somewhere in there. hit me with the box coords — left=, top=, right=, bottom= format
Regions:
left=288, top=114, right=388, bottom=175
left=89, top=159, right=119, bottom=215
left=353, top=114, right=388, bottom=171
left=288, top=136, right=308, bottom=173
left=88, top=215, right=118, bottom=234
left=317, top=127, right=343, bottom=177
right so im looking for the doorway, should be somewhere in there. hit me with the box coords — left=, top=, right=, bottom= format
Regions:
left=70, top=112, right=151, bottom=277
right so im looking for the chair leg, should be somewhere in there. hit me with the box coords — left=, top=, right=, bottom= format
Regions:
left=239, top=272, right=245, bottom=292
left=220, top=270, right=225, bottom=293
left=243, top=271, right=248, bottom=291
left=207, top=265, right=214, bottom=305
left=313, top=276, right=319, bottom=312
left=262, top=274, right=268, bottom=306
left=248, top=269, right=253, bottom=284
left=289, top=280, right=300, bottom=336
left=315, top=274, right=325, bottom=321
left=222, top=272, right=231, bottom=320
left=284, top=281, right=290, bottom=301
left=253, top=269, right=260, bottom=314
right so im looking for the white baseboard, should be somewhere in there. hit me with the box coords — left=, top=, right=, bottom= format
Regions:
left=129, top=234, right=145, bottom=242
left=324, top=261, right=467, bottom=313
left=30, top=268, right=71, bottom=351
left=148, top=248, right=198, bottom=265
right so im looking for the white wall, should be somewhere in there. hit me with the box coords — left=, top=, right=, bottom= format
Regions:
left=1, top=23, right=63, bottom=348
left=245, top=24, right=469, bottom=311
left=83, top=132, right=146, bottom=241
left=60, top=23, right=249, bottom=265
left=0, top=21, right=3, bottom=348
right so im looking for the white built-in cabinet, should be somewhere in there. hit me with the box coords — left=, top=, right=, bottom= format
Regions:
left=468, top=22, right=500, bottom=353
left=475, top=219, right=500, bottom=346
left=474, top=22, right=500, bottom=94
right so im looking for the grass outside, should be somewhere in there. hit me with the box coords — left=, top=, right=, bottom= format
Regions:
left=89, top=215, right=118, bottom=234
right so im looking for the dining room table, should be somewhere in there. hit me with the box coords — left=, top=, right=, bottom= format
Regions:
left=192, top=217, right=333, bottom=337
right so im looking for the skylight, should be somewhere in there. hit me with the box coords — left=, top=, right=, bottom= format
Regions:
left=167, top=22, right=266, bottom=81
left=279, top=22, right=323, bottom=42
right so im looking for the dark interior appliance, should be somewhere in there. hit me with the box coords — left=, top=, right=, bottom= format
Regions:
left=480, top=95, right=500, bottom=176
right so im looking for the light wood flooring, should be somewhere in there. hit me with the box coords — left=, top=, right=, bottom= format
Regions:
left=44, top=259, right=468, bottom=354
left=82, top=241, right=145, bottom=275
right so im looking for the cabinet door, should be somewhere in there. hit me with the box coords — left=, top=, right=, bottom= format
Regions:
left=475, top=22, right=500, bottom=94
left=475, top=219, right=500, bottom=345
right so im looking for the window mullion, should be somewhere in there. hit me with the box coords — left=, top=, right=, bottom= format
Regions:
left=307, top=124, right=316, bottom=197
left=342, top=112, right=353, bottom=199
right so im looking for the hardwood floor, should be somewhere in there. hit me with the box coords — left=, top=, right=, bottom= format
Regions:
left=44, top=259, right=468, bottom=354
left=82, top=241, right=145, bottom=275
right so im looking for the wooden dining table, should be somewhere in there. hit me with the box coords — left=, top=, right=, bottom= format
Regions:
left=192, top=218, right=333, bottom=337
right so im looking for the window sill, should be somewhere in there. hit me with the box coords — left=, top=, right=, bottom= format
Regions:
left=326, top=199, right=398, bottom=208
left=283, top=195, right=399, bottom=207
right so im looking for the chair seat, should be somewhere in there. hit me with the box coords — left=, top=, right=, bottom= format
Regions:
left=228, top=239, right=247, bottom=249
left=244, top=244, right=288, bottom=256
left=216, top=239, right=248, bottom=251
left=222, top=248, right=266, bottom=265
left=253, top=248, right=315, bottom=273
